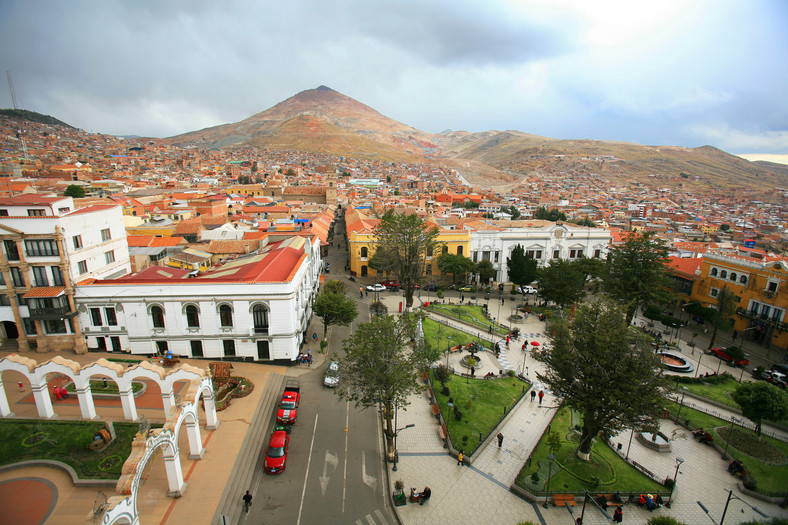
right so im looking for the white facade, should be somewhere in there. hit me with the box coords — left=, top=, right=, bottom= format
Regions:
left=466, top=220, right=613, bottom=282
left=75, top=235, right=323, bottom=362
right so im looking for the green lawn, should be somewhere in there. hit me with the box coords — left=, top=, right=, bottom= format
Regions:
left=64, top=380, right=144, bottom=395
left=431, top=370, right=526, bottom=454
left=0, top=420, right=150, bottom=479
left=680, top=376, right=741, bottom=409
left=666, top=401, right=788, bottom=495
left=422, top=317, right=483, bottom=352
left=426, top=304, right=509, bottom=336
left=516, top=407, right=665, bottom=495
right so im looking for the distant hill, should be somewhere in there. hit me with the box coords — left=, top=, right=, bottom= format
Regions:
left=166, top=85, right=438, bottom=160
left=165, top=86, right=788, bottom=193
left=0, top=109, right=75, bottom=129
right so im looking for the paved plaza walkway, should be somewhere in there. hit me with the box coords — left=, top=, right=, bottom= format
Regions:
left=370, top=291, right=788, bottom=525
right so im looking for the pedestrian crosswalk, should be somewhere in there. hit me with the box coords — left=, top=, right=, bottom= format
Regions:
left=354, top=509, right=390, bottom=525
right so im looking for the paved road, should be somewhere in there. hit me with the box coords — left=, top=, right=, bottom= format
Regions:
left=244, top=218, right=395, bottom=525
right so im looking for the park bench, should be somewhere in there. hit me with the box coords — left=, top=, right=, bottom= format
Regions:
left=430, top=403, right=440, bottom=417
left=599, top=494, right=624, bottom=507
left=438, top=425, right=447, bottom=441
left=552, top=494, right=576, bottom=507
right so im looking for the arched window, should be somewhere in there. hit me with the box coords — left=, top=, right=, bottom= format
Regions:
left=730, top=272, right=737, bottom=282
left=219, top=304, right=233, bottom=327
left=427, top=246, right=433, bottom=257
left=442, top=246, right=449, bottom=255
left=253, top=304, right=269, bottom=334
left=457, top=246, right=464, bottom=256
left=740, top=275, right=748, bottom=284
left=185, top=305, right=200, bottom=328
left=151, top=306, right=165, bottom=328
left=360, top=246, right=368, bottom=258
left=711, top=268, right=718, bottom=276
left=720, top=270, right=728, bottom=279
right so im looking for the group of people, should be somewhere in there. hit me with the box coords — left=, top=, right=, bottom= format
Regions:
left=692, top=428, right=713, bottom=444
left=297, top=352, right=313, bottom=366
left=52, top=385, right=68, bottom=400
left=638, top=493, right=663, bottom=511
left=727, top=458, right=745, bottom=476
left=410, top=486, right=431, bottom=505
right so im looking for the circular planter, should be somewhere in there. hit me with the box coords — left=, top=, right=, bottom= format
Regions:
left=656, top=352, right=694, bottom=373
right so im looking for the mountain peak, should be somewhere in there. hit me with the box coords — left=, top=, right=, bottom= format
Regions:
left=315, top=85, right=333, bottom=91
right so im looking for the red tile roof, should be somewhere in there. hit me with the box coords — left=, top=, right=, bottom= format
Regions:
left=23, top=286, right=65, bottom=298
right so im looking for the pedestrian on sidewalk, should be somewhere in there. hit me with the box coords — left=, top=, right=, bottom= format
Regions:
left=488, top=325, right=492, bottom=334
left=530, top=389, right=536, bottom=402
left=538, top=389, right=544, bottom=405
left=365, top=289, right=368, bottom=297
left=613, top=506, right=623, bottom=523
left=461, top=293, right=464, bottom=302
left=359, top=287, right=364, bottom=298
left=457, top=451, right=464, bottom=466
left=521, top=341, right=526, bottom=351
left=242, top=490, right=253, bottom=512
left=470, top=366, right=475, bottom=377
left=497, top=432, right=504, bottom=448
left=18, top=381, right=24, bottom=392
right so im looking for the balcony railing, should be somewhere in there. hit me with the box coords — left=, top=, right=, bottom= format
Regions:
left=28, top=305, right=77, bottom=320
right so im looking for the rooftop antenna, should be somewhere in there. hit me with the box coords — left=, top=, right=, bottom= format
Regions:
left=6, top=70, right=31, bottom=162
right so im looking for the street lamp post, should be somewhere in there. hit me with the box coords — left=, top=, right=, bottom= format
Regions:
left=698, top=489, right=769, bottom=525
left=543, top=454, right=555, bottom=508
left=676, top=385, right=688, bottom=422
left=695, top=350, right=704, bottom=378
left=721, top=416, right=738, bottom=461
left=667, top=457, right=684, bottom=507
left=625, top=428, right=634, bottom=460
left=392, top=398, right=415, bottom=473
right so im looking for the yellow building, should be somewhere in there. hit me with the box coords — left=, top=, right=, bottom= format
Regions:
left=345, top=208, right=471, bottom=280
left=690, top=250, right=788, bottom=351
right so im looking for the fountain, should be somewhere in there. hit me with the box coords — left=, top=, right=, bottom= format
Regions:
left=636, top=431, right=672, bottom=453
left=657, top=352, right=693, bottom=373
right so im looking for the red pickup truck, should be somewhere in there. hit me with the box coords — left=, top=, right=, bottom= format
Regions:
left=276, top=380, right=301, bottom=424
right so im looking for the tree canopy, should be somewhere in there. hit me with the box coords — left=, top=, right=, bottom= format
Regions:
left=706, top=286, right=738, bottom=350
left=335, top=315, right=427, bottom=456
left=436, top=252, right=475, bottom=284
left=535, top=259, right=587, bottom=308
left=312, top=281, right=358, bottom=337
left=372, top=210, right=441, bottom=307
left=603, top=231, right=672, bottom=324
left=732, top=381, right=788, bottom=436
left=476, top=259, right=496, bottom=284
left=537, top=297, right=667, bottom=459
left=507, top=245, right=537, bottom=286
left=64, top=184, right=85, bottom=198
left=534, top=207, right=567, bottom=222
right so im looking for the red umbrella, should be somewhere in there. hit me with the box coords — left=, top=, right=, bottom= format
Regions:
left=530, top=341, right=540, bottom=347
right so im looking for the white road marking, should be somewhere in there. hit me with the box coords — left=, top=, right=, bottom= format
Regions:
left=362, top=450, right=377, bottom=492
left=375, top=509, right=389, bottom=524
left=342, top=400, right=350, bottom=512
left=319, top=450, right=339, bottom=496
left=296, top=413, right=319, bottom=525
left=365, top=514, right=376, bottom=525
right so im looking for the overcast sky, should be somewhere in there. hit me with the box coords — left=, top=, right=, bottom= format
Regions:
left=1, top=0, right=786, bottom=159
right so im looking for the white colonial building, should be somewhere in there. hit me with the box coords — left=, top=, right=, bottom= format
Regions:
left=463, top=219, right=613, bottom=283
left=0, top=196, right=130, bottom=353
left=75, top=235, right=322, bottom=362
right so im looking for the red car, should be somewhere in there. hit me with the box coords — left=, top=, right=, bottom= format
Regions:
left=709, top=347, right=750, bottom=367
left=378, top=280, right=400, bottom=290
left=276, top=380, right=301, bottom=424
left=264, top=430, right=290, bottom=474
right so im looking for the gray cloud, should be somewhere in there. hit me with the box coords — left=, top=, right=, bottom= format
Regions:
left=0, top=0, right=785, bottom=154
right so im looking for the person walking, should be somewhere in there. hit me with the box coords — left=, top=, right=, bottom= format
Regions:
left=457, top=451, right=464, bottom=466
left=18, top=381, right=24, bottom=392
left=470, top=366, right=475, bottom=377
left=420, top=486, right=431, bottom=505
left=530, top=389, right=536, bottom=402
left=538, top=389, right=544, bottom=405
left=613, top=506, right=623, bottom=522
left=242, top=490, right=253, bottom=512
left=497, top=432, right=504, bottom=448
left=359, top=287, right=364, bottom=298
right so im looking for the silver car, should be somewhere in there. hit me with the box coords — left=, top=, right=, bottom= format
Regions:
left=324, top=360, right=339, bottom=387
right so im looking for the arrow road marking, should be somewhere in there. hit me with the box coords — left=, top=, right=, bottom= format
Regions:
left=319, top=450, right=339, bottom=496
left=361, top=450, right=377, bottom=492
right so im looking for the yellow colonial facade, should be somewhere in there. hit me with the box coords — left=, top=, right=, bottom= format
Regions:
left=690, top=251, right=788, bottom=351
left=345, top=208, right=471, bottom=280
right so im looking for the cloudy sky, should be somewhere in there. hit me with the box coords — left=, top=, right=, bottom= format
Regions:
left=1, top=0, right=786, bottom=159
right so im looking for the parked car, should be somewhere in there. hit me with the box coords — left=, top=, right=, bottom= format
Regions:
left=379, top=280, right=400, bottom=290
left=423, top=283, right=439, bottom=291
left=458, top=284, right=474, bottom=292
left=519, top=285, right=538, bottom=294
left=366, top=283, right=386, bottom=292
left=708, top=347, right=750, bottom=367
left=264, top=430, right=290, bottom=474
left=324, top=360, right=339, bottom=387
left=770, top=363, right=788, bottom=376
left=762, top=370, right=787, bottom=387
left=276, top=380, right=301, bottom=424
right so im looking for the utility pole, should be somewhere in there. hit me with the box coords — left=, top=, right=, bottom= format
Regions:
left=6, top=70, right=30, bottom=161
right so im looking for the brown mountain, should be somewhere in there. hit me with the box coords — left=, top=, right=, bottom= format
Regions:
left=166, top=86, right=787, bottom=192
left=165, top=85, right=438, bottom=160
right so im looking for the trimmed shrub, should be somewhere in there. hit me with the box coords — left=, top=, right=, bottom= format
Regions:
left=647, top=517, right=687, bottom=525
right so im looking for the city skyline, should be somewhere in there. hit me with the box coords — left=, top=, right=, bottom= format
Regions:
left=1, top=0, right=786, bottom=159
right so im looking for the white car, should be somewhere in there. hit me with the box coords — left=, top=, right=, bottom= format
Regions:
left=520, top=285, right=538, bottom=294
left=366, top=284, right=386, bottom=292
left=324, top=360, right=339, bottom=387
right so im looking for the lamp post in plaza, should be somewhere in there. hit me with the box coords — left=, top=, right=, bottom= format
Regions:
left=721, top=416, right=738, bottom=461
left=698, top=489, right=768, bottom=525
left=543, top=454, right=555, bottom=508
left=667, top=457, right=684, bottom=507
